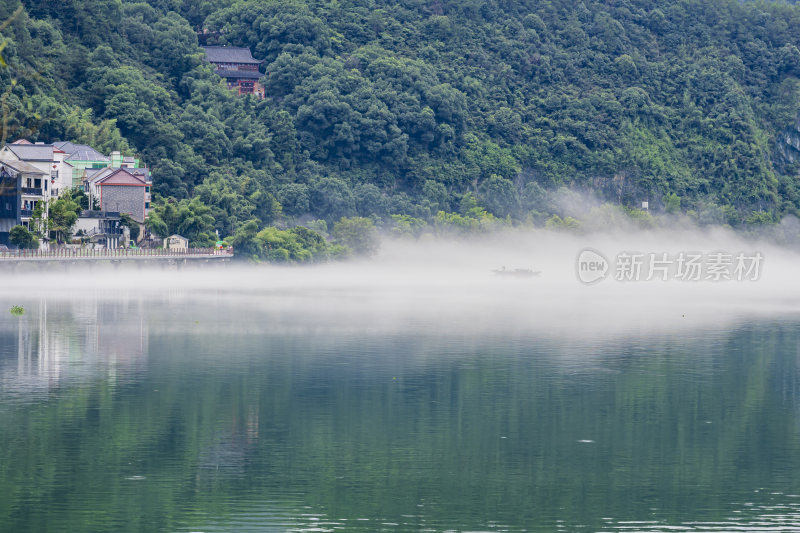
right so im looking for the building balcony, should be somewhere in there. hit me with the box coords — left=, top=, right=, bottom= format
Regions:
left=80, top=210, right=121, bottom=219
left=20, top=209, right=33, bottom=218
left=22, top=187, right=43, bottom=196
left=82, top=227, right=123, bottom=238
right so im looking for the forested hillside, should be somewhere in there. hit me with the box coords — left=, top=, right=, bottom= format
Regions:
left=3, top=0, right=800, bottom=242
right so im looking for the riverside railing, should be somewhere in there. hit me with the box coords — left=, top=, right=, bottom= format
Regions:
left=0, top=248, right=234, bottom=260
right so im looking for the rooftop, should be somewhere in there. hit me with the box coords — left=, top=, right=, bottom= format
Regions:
left=0, top=158, right=47, bottom=175
left=127, top=167, right=150, bottom=181
left=3, top=144, right=55, bottom=161
left=202, top=46, right=262, bottom=65
left=96, top=168, right=147, bottom=186
left=86, top=167, right=115, bottom=183
left=53, top=141, right=110, bottom=162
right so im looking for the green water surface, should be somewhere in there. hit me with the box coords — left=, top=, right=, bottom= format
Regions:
left=1, top=294, right=799, bottom=532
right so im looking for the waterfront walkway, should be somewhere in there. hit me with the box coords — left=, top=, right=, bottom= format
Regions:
left=0, top=248, right=233, bottom=264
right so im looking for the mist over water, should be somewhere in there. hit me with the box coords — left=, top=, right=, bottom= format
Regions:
left=3, top=230, right=800, bottom=532
left=4, top=227, right=800, bottom=339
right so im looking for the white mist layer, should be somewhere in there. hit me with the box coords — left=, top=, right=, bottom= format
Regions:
left=3, top=228, right=800, bottom=338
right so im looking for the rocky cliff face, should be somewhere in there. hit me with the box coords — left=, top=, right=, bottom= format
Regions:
left=776, top=118, right=800, bottom=174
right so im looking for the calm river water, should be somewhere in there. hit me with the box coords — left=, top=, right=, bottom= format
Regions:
left=1, top=255, right=800, bottom=532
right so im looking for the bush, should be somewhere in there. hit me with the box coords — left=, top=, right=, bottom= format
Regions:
left=9, top=225, right=39, bottom=249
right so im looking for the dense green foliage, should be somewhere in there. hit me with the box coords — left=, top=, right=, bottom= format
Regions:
left=46, top=194, right=80, bottom=243
left=13, top=190, right=91, bottom=247
left=8, top=223, right=37, bottom=248
left=4, top=0, right=800, bottom=246
left=227, top=218, right=348, bottom=262
left=145, top=196, right=216, bottom=247
left=331, top=216, right=379, bottom=256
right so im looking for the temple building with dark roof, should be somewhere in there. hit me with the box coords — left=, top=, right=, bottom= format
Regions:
left=201, top=46, right=265, bottom=98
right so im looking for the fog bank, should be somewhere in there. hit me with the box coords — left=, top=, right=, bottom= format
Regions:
left=2, top=227, right=800, bottom=339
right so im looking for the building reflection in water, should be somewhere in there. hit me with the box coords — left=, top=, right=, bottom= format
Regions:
left=0, top=296, right=149, bottom=397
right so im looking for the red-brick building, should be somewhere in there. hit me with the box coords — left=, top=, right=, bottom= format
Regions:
left=201, top=46, right=265, bottom=98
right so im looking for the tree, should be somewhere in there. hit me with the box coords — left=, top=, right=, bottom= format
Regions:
left=309, top=177, right=356, bottom=223
left=228, top=219, right=340, bottom=263
left=664, top=193, right=681, bottom=214
left=228, top=219, right=261, bottom=260
left=479, top=175, right=518, bottom=218
left=146, top=197, right=216, bottom=246
left=204, top=1, right=332, bottom=64
left=277, top=183, right=309, bottom=217
left=63, top=187, right=94, bottom=210
left=422, top=180, right=449, bottom=213
left=47, top=196, right=80, bottom=244
left=353, top=183, right=388, bottom=217
left=389, top=214, right=427, bottom=238
left=545, top=215, right=581, bottom=232
left=8, top=0, right=800, bottom=233
left=288, top=226, right=330, bottom=259
left=331, top=217, right=379, bottom=257
left=9, top=225, right=38, bottom=249
left=28, top=201, right=45, bottom=237
left=120, top=212, right=140, bottom=242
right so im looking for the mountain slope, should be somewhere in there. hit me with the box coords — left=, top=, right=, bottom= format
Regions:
left=2, top=0, right=800, bottom=236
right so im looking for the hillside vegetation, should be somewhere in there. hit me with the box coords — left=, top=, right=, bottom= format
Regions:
left=3, top=0, right=800, bottom=243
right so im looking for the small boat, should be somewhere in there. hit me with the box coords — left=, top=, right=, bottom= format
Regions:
left=492, top=266, right=541, bottom=277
